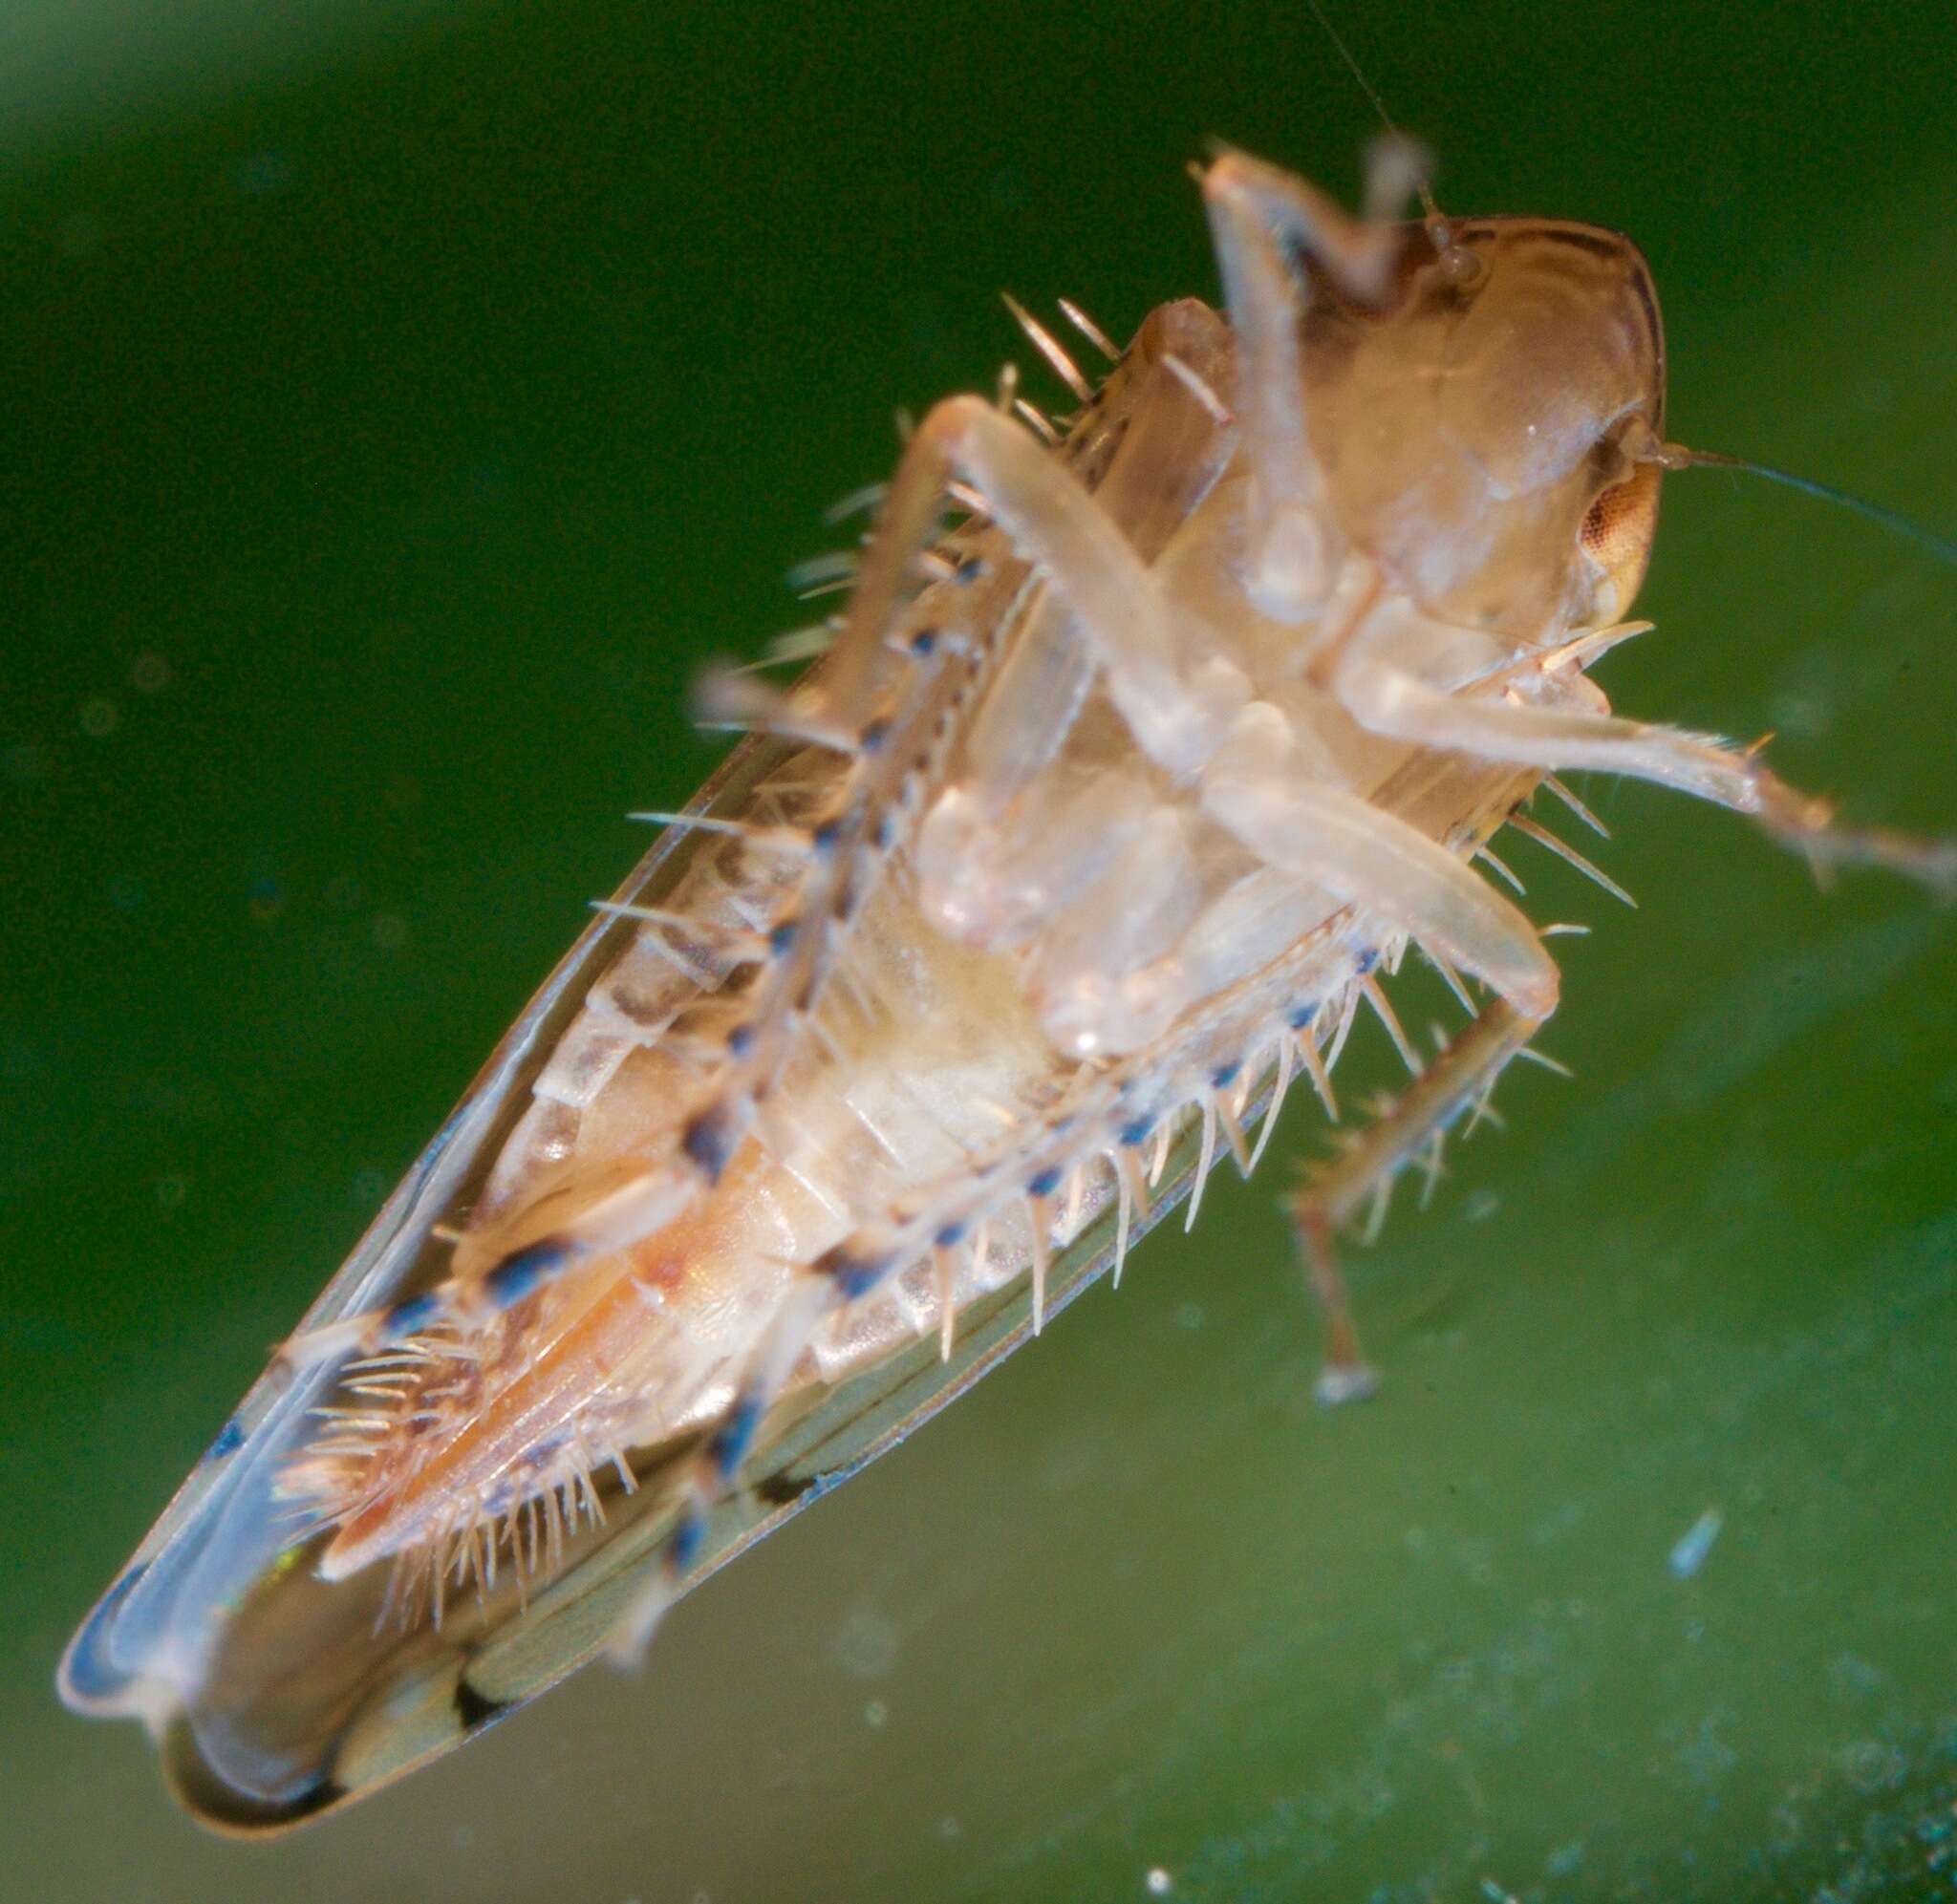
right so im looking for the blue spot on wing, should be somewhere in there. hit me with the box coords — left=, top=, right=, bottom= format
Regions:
left=203, top=1417, right=246, bottom=1465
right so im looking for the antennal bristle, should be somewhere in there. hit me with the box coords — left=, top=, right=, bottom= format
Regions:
left=1303, top=0, right=1438, bottom=217
left=1663, top=443, right=1957, bottom=568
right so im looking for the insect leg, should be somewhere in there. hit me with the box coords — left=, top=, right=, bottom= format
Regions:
left=1198, top=144, right=1422, bottom=623
left=667, top=403, right=1058, bottom=1204
left=299, top=389, right=1247, bottom=1375
left=1333, top=647, right=1957, bottom=894
left=686, top=391, right=1253, bottom=1199
left=1201, top=700, right=1562, bottom=1019
left=277, top=1162, right=691, bottom=1369
left=601, top=1244, right=897, bottom=1667
left=1291, top=996, right=1541, bottom=1403
left=891, top=396, right=1249, bottom=776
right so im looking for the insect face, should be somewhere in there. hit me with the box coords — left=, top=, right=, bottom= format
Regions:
left=1304, top=218, right=1667, bottom=636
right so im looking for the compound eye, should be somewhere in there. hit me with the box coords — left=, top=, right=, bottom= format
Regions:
left=1579, top=460, right=1663, bottom=623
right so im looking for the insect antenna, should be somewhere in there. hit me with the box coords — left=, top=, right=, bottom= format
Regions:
left=1654, top=441, right=1957, bottom=568
left=1303, top=0, right=1441, bottom=223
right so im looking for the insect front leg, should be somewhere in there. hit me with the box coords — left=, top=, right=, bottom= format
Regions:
left=1291, top=997, right=1543, bottom=1403
left=1199, top=142, right=1423, bottom=624
left=1331, top=631, right=1957, bottom=894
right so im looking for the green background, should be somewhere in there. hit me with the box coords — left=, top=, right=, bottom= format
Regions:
left=6, top=2, right=1955, bottom=1897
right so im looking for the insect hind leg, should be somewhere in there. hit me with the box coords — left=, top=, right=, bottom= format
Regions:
left=601, top=1256, right=888, bottom=1667
left=675, top=378, right=1237, bottom=1209
left=276, top=1166, right=693, bottom=1372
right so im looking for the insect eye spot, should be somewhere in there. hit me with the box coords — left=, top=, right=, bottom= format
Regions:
left=1581, top=480, right=1645, bottom=556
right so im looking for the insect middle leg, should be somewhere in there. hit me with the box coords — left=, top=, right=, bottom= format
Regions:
left=1331, top=637, right=1957, bottom=894
left=1200, top=698, right=1563, bottom=1020
left=1180, top=687, right=1566, bottom=1401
